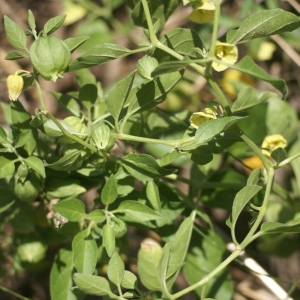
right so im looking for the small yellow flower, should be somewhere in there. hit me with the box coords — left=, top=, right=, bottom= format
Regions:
left=261, top=134, right=287, bottom=157
left=212, top=42, right=238, bottom=72
left=190, top=107, right=217, bottom=129
left=6, top=72, right=24, bottom=101
left=189, top=0, right=216, bottom=24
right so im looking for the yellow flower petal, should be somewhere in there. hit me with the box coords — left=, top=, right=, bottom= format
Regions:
left=6, top=74, right=24, bottom=101
left=261, top=134, right=287, bottom=157
left=212, top=42, right=238, bottom=72
left=190, top=107, right=217, bottom=129
left=189, top=0, right=216, bottom=24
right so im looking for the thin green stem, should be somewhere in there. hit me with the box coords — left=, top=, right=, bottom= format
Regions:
left=209, top=0, right=221, bottom=58
left=171, top=249, right=242, bottom=299
left=240, top=168, right=275, bottom=249
left=278, top=151, right=300, bottom=168
left=0, top=286, right=30, bottom=300
left=240, top=133, right=273, bottom=170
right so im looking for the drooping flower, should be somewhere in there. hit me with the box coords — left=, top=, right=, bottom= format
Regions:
left=190, top=107, right=217, bottom=129
left=6, top=72, right=24, bottom=101
left=189, top=0, right=216, bottom=24
left=212, top=42, right=238, bottom=72
left=261, top=134, right=287, bottom=157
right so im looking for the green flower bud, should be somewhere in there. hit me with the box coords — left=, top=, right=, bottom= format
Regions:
left=137, top=56, right=159, bottom=80
left=60, top=116, right=87, bottom=143
left=137, top=239, right=163, bottom=291
left=91, top=122, right=111, bottom=150
left=30, top=36, right=70, bottom=82
left=17, top=163, right=29, bottom=183
left=7, top=74, right=24, bottom=101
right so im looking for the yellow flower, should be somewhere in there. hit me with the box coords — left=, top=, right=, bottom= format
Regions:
left=261, top=134, right=287, bottom=157
left=190, top=107, right=217, bottom=129
left=6, top=72, right=24, bottom=101
left=212, top=42, right=238, bottom=72
left=189, top=0, right=216, bottom=24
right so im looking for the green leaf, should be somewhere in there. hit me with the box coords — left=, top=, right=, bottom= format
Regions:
left=107, top=71, right=136, bottom=121
left=101, top=175, right=118, bottom=205
left=44, top=14, right=67, bottom=35
left=50, top=92, right=80, bottom=117
left=228, top=9, right=300, bottom=44
left=64, top=36, right=90, bottom=53
left=85, top=209, right=106, bottom=223
left=50, top=247, right=83, bottom=300
left=67, top=43, right=131, bottom=72
left=28, top=10, right=36, bottom=31
left=271, top=147, right=288, bottom=164
left=231, top=88, right=276, bottom=113
left=73, top=273, right=114, bottom=297
left=0, top=125, right=7, bottom=143
left=231, top=56, right=287, bottom=99
left=158, top=242, right=172, bottom=293
left=52, top=199, right=86, bottom=221
left=14, top=131, right=32, bottom=148
left=247, top=169, right=263, bottom=186
left=153, top=28, right=205, bottom=62
left=25, top=156, right=45, bottom=178
left=72, top=229, right=97, bottom=274
left=186, top=116, right=245, bottom=149
left=0, top=188, right=15, bottom=213
left=103, top=223, right=115, bottom=257
left=0, top=156, right=15, bottom=178
left=107, top=252, right=125, bottom=287
left=45, top=151, right=82, bottom=171
left=4, top=16, right=27, bottom=51
left=5, top=50, right=28, bottom=60
left=121, top=271, right=138, bottom=289
left=160, top=149, right=181, bottom=167
left=116, top=200, right=160, bottom=221
left=78, top=83, right=98, bottom=110
left=166, top=211, right=195, bottom=282
left=122, top=153, right=173, bottom=181
left=230, top=185, right=263, bottom=235
left=260, top=221, right=300, bottom=234
left=126, top=70, right=184, bottom=116
left=146, top=181, right=161, bottom=211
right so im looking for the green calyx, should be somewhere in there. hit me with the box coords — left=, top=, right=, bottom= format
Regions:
left=30, top=36, right=70, bottom=82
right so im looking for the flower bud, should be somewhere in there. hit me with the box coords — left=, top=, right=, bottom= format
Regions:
left=91, top=122, right=111, bottom=150
left=7, top=74, right=24, bottom=101
left=190, top=107, right=217, bottom=129
left=261, top=134, right=287, bottom=157
left=17, top=163, right=29, bottom=183
left=30, top=36, right=70, bottom=82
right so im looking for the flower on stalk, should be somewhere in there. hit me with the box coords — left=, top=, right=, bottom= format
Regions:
left=189, top=0, right=216, bottom=24
left=261, top=134, right=287, bottom=157
left=212, top=42, right=238, bottom=72
left=6, top=72, right=24, bottom=101
left=190, top=107, right=217, bottom=129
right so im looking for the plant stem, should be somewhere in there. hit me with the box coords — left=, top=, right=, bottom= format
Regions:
left=209, top=0, right=221, bottom=58
left=171, top=249, right=242, bottom=299
left=240, top=168, right=275, bottom=249
left=0, top=286, right=30, bottom=300
left=278, top=151, right=300, bottom=168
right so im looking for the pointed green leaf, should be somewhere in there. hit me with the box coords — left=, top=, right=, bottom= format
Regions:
left=122, top=153, right=173, bottom=181
left=67, top=43, right=132, bottom=72
left=64, top=36, right=90, bottom=53
left=14, top=131, right=32, bottom=148
left=247, top=169, right=263, bottom=186
left=228, top=9, right=300, bottom=44
left=159, top=149, right=181, bottom=167
left=50, top=92, right=80, bottom=117
left=261, top=221, right=300, bottom=234
left=101, top=175, right=118, bottom=205
left=28, top=10, right=36, bottom=31
left=0, top=157, right=15, bottom=178
left=121, top=271, right=138, bottom=289
left=85, top=209, right=106, bottom=223
left=45, top=151, right=82, bottom=171
left=271, top=147, right=288, bottom=164
left=73, top=273, right=114, bottom=297
left=44, top=14, right=67, bottom=35
left=127, top=70, right=184, bottom=116
left=4, top=15, right=27, bottom=51
left=107, top=71, right=135, bottom=121
left=52, top=198, right=86, bottom=221
left=146, top=181, right=161, bottom=211
left=158, top=241, right=172, bottom=292
left=0, top=125, right=7, bottom=143
left=78, top=83, right=98, bottom=110
left=5, top=50, right=28, bottom=60
left=107, top=252, right=125, bottom=287
left=231, top=56, right=287, bottom=99
left=72, top=229, right=97, bottom=274
left=103, top=223, right=115, bottom=257
left=25, top=156, right=45, bottom=178
left=50, top=247, right=83, bottom=300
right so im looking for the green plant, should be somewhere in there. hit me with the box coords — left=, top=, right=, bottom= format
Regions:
left=1, top=1, right=300, bottom=299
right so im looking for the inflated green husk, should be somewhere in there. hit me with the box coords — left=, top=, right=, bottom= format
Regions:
left=30, top=36, right=70, bottom=82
